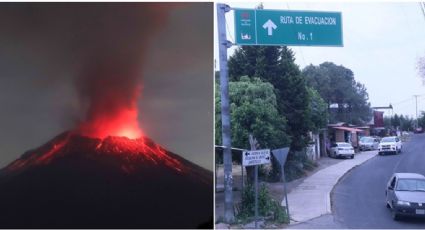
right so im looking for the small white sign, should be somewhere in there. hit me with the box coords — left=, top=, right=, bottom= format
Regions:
left=243, top=149, right=271, bottom=166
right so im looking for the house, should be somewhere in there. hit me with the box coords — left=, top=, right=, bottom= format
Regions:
left=327, top=122, right=365, bottom=151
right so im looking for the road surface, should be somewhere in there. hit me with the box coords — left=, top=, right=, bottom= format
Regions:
left=332, top=133, right=425, bottom=228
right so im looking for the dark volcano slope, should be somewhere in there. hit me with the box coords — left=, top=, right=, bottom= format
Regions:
left=0, top=132, right=213, bottom=228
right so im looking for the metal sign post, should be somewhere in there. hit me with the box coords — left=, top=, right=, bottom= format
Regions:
left=254, top=164, right=258, bottom=228
left=243, top=148, right=271, bottom=228
left=217, top=3, right=235, bottom=223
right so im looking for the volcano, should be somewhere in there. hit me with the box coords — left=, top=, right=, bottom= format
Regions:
left=0, top=131, right=213, bottom=228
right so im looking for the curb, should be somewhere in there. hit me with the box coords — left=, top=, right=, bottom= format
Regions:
left=327, top=151, right=378, bottom=213
left=287, top=151, right=378, bottom=225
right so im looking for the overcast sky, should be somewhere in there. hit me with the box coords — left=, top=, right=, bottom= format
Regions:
left=215, top=2, right=425, bottom=119
left=0, top=3, right=213, bottom=170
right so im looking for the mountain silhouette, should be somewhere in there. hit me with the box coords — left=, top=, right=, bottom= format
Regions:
left=0, top=131, right=213, bottom=228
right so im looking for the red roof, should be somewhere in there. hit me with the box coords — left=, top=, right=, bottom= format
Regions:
left=332, top=126, right=364, bottom=132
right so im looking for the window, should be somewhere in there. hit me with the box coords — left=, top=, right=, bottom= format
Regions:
left=396, top=179, right=425, bottom=191
left=390, top=177, right=396, bottom=188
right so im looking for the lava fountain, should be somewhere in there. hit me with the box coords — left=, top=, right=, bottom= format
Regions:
left=76, top=84, right=143, bottom=139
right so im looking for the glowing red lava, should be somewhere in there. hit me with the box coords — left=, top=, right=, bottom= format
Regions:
left=78, top=107, right=142, bottom=139
left=76, top=83, right=143, bottom=139
left=6, top=132, right=187, bottom=174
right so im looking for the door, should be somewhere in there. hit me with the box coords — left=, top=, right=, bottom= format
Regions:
left=387, top=176, right=397, bottom=207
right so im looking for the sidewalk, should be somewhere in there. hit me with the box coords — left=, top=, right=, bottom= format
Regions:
left=284, top=150, right=378, bottom=225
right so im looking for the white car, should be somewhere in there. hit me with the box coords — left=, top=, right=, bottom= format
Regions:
left=378, top=136, right=402, bottom=155
left=359, top=136, right=380, bottom=151
left=330, top=142, right=355, bottom=159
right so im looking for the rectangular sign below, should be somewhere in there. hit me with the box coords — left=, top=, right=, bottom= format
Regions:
left=234, top=8, right=343, bottom=46
left=243, top=149, right=271, bottom=166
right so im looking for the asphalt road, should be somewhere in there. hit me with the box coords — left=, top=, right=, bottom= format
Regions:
left=332, top=133, right=425, bottom=228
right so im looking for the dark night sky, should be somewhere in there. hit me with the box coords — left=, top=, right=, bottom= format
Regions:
left=0, top=3, right=213, bottom=170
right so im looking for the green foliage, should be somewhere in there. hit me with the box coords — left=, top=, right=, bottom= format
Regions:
left=228, top=46, right=313, bottom=153
left=227, top=46, right=326, bottom=183
left=419, top=112, right=425, bottom=129
left=267, top=154, right=282, bottom=182
left=384, top=114, right=415, bottom=131
left=307, top=87, right=329, bottom=132
left=303, top=62, right=372, bottom=125
left=215, top=76, right=290, bottom=150
left=237, top=183, right=289, bottom=224
left=284, top=149, right=317, bottom=181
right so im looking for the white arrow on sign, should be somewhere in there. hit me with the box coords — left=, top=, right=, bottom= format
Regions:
left=262, top=19, right=277, bottom=36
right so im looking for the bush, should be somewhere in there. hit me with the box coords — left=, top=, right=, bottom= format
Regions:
left=284, top=149, right=317, bottom=181
left=237, top=183, right=289, bottom=224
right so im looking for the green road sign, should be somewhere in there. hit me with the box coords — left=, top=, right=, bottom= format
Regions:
left=234, top=8, right=343, bottom=46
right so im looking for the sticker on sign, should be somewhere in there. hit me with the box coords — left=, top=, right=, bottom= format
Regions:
left=243, top=149, right=271, bottom=166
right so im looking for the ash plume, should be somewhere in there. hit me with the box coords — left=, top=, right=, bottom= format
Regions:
left=0, top=3, right=171, bottom=138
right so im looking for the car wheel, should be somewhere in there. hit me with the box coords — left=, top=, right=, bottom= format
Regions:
left=379, top=152, right=382, bottom=156
left=351, top=155, right=354, bottom=159
left=391, top=208, right=400, bottom=221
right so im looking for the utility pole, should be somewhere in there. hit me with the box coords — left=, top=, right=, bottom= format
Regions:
left=249, top=134, right=258, bottom=228
left=217, top=3, right=234, bottom=223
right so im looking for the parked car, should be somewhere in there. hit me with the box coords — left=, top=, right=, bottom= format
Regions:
left=385, top=173, right=425, bottom=220
left=359, top=136, right=380, bottom=151
left=414, top=127, right=424, bottom=134
left=378, top=136, right=402, bottom=155
left=330, top=142, right=355, bottom=159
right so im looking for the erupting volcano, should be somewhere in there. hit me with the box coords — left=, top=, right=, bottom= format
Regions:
left=0, top=3, right=213, bottom=228
left=0, top=76, right=213, bottom=228
left=0, top=75, right=213, bottom=228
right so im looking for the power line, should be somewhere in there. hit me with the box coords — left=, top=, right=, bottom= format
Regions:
left=393, top=97, right=414, bottom=106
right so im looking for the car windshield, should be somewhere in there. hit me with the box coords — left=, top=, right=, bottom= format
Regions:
left=381, top=137, right=395, bottom=143
left=396, top=179, right=425, bottom=191
left=360, top=138, right=373, bottom=143
left=338, top=143, right=351, bottom=147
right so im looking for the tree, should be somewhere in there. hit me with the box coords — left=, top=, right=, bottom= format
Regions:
left=399, top=115, right=414, bottom=131
left=418, top=111, right=425, bottom=129
left=215, top=77, right=290, bottom=183
left=228, top=46, right=312, bottom=152
left=383, top=114, right=414, bottom=132
left=303, top=62, right=372, bottom=125
left=307, top=87, right=329, bottom=133
left=392, top=114, right=401, bottom=129
left=215, top=76, right=289, bottom=150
